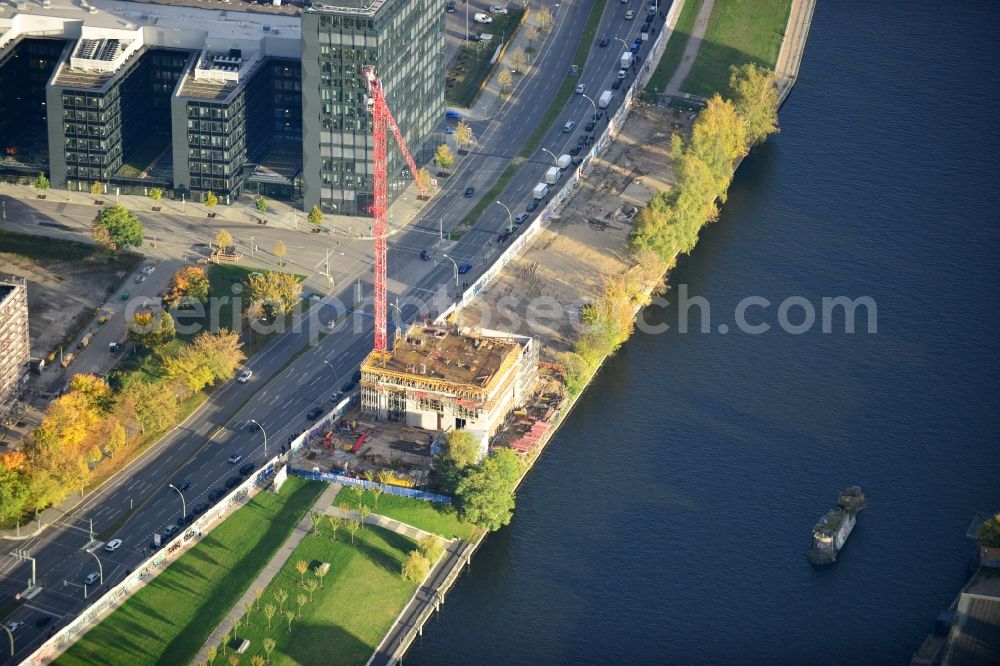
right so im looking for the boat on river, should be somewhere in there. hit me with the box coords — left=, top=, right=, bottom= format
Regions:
left=807, top=486, right=866, bottom=565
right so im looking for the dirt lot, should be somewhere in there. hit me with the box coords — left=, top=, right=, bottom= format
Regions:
left=454, top=103, right=688, bottom=359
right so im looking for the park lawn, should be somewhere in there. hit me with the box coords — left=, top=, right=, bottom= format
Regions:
left=0, top=229, right=140, bottom=265
left=174, top=264, right=255, bottom=340
left=334, top=488, right=476, bottom=541
left=683, top=0, right=792, bottom=97
left=55, top=477, right=325, bottom=666
left=644, top=0, right=705, bottom=100
left=445, top=8, right=526, bottom=107
left=226, top=523, right=419, bottom=666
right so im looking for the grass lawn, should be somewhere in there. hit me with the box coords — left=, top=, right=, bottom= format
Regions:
left=682, top=0, right=792, bottom=97
left=446, top=9, right=525, bottom=107
left=174, top=264, right=254, bottom=340
left=55, top=477, right=325, bottom=666
left=221, top=522, right=419, bottom=665
left=334, top=488, right=476, bottom=541
left=643, top=0, right=705, bottom=100
left=0, top=229, right=139, bottom=265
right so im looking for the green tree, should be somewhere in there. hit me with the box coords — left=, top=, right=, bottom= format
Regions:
left=91, top=181, right=104, bottom=198
left=253, top=586, right=264, bottom=611
left=207, top=645, right=218, bottom=666
left=498, top=69, right=513, bottom=97
left=307, top=204, right=323, bottom=227
left=0, top=466, right=30, bottom=524
left=313, top=562, right=330, bottom=589
left=92, top=205, right=143, bottom=250
left=295, top=559, right=308, bottom=585
left=248, top=271, right=303, bottom=319
left=688, top=95, right=747, bottom=199
left=535, top=6, right=553, bottom=34
left=283, top=609, right=295, bottom=633
left=327, top=512, right=341, bottom=542
left=255, top=197, right=268, bottom=220
left=455, top=448, right=521, bottom=530
left=419, top=535, right=443, bottom=563
left=163, top=328, right=245, bottom=393
left=304, top=578, right=319, bottom=602
left=273, top=588, right=289, bottom=614
left=345, top=518, right=360, bottom=544
left=455, top=121, right=475, bottom=152
left=729, top=63, right=779, bottom=147
left=443, top=430, right=481, bottom=469
left=214, top=229, right=234, bottom=250
left=116, top=377, right=179, bottom=437
left=263, top=603, right=276, bottom=630
left=204, top=191, right=219, bottom=209
left=309, top=510, right=322, bottom=536
left=435, top=144, right=454, bottom=169
left=295, top=593, right=307, bottom=618
left=558, top=351, right=591, bottom=395
left=148, top=187, right=163, bottom=203
left=262, top=637, right=276, bottom=665
left=34, top=172, right=50, bottom=191
left=129, top=311, right=175, bottom=348
left=358, top=503, right=370, bottom=529
left=414, top=167, right=432, bottom=198
left=977, top=513, right=1000, bottom=548
left=401, top=550, right=430, bottom=582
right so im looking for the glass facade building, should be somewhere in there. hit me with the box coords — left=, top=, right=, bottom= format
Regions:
left=302, top=0, right=444, bottom=215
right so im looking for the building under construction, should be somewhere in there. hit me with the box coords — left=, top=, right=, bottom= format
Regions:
left=360, top=325, right=537, bottom=443
left=0, top=276, right=29, bottom=411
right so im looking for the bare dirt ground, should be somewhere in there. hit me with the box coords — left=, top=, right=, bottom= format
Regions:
left=454, top=103, right=692, bottom=360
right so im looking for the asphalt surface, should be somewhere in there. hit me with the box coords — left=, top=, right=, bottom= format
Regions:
left=0, top=1, right=667, bottom=661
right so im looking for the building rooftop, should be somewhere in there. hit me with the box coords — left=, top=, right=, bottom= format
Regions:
left=363, top=325, right=521, bottom=392
left=941, top=572, right=1000, bottom=665
left=306, top=0, right=389, bottom=18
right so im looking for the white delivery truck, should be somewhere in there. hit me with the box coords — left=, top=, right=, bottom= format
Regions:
left=558, top=154, right=572, bottom=169
left=620, top=52, right=633, bottom=69
left=532, top=183, right=549, bottom=200
left=598, top=90, right=614, bottom=108
left=544, top=167, right=562, bottom=185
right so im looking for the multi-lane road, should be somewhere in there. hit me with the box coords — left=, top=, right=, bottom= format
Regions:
left=0, top=1, right=667, bottom=661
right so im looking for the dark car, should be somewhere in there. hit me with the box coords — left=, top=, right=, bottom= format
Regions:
left=352, top=370, right=362, bottom=383
left=464, top=187, right=475, bottom=198
left=569, top=146, right=582, bottom=156
left=173, top=480, right=191, bottom=492
left=612, top=78, right=623, bottom=90
left=585, top=121, right=596, bottom=131
left=225, top=476, right=241, bottom=489
left=526, top=201, right=538, bottom=212
left=515, top=212, right=530, bottom=224
left=193, top=502, right=210, bottom=515
left=239, top=463, right=255, bottom=476
left=306, top=407, right=324, bottom=420
left=445, top=0, right=456, bottom=12
left=420, top=249, right=431, bottom=261
left=209, top=487, right=225, bottom=501
left=458, top=263, right=473, bottom=275
left=599, top=36, right=609, bottom=47
left=445, top=109, right=461, bottom=120
left=341, top=380, right=358, bottom=393
left=498, top=232, right=510, bottom=244
left=35, top=616, right=53, bottom=629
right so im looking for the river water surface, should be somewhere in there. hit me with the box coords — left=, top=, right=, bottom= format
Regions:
left=407, top=2, right=1000, bottom=663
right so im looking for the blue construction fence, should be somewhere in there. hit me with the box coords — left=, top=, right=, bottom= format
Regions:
left=289, top=466, right=452, bottom=504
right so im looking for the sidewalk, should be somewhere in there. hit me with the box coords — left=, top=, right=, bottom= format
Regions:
left=191, top=482, right=342, bottom=664
left=664, top=0, right=715, bottom=96
left=325, top=505, right=446, bottom=544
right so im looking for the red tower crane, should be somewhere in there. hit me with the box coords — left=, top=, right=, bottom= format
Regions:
left=363, top=66, right=424, bottom=356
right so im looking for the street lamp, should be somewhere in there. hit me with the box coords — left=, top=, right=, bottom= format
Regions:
left=85, top=550, right=104, bottom=585
left=613, top=36, right=629, bottom=56
left=168, top=483, right=187, bottom=522
left=495, top=200, right=513, bottom=233
left=389, top=299, right=404, bottom=330
left=248, top=419, right=267, bottom=457
left=250, top=235, right=255, bottom=260
left=541, top=148, right=560, bottom=166
left=581, top=93, right=598, bottom=120
left=442, top=254, right=460, bottom=287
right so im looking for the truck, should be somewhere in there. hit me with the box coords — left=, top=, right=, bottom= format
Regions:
left=544, top=166, right=562, bottom=185
left=532, top=183, right=549, bottom=200
left=598, top=90, right=614, bottom=108
left=557, top=154, right=572, bottom=169
left=620, top=52, right=633, bottom=69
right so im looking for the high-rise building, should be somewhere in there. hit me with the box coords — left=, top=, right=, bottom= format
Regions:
left=0, top=276, right=30, bottom=410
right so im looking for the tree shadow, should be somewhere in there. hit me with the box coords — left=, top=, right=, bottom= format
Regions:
left=282, top=620, right=372, bottom=666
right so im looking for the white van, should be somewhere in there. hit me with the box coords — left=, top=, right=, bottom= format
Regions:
left=473, top=13, right=493, bottom=23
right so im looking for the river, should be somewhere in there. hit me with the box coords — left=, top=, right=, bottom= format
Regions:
left=406, top=1, right=1000, bottom=663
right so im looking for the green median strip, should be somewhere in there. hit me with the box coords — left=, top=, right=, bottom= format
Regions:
left=459, top=162, right=519, bottom=227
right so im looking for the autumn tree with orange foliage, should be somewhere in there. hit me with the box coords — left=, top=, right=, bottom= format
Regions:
left=163, top=266, right=210, bottom=308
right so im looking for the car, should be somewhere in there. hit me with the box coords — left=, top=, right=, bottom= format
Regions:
left=515, top=212, right=530, bottom=224
left=458, top=263, right=473, bottom=275
left=177, top=514, right=193, bottom=527
left=618, top=69, right=627, bottom=79
left=84, top=571, right=100, bottom=585
left=353, top=370, right=362, bottom=382
left=630, top=42, right=641, bottom=53
left=498, top=232, right=510, bottom=243
left=569, top=146, right=582, bottom=156
left=142, top=264, right=156, bottom=274
left=599, top=36, right=610, bottom=47
left=420, top=249, right=432, bottom=261
left=341, top=380, right=358, bottom=393
left=445, top=0, right=456, bottom=11
left=624, top=9, right=635, bottom=19
left=575, top=83, right=585, bottom=94
left=239, top=463, right=255, bottom=476
left=467, top=33, right=482, bottom=42
left=526, top=201, right=538, bottom=212
left=489, top=5, right=508, bottom=13
left=464, top=186, right=476, bottom=198
left=173, top=480, right=191, bottom=492
left=134, top=274, right=146, bottom=284
left=444, top=125, right=456, bottom=134
left=474, top=14, right=492, bottom=23
left=163, top=524, right=179, bottom=537
left=585, top=121, right=596, bottom=131
left=306, top=407, right=324, bottom=420
left=104, top=538, right=123, bottom=552
left=34, top=616, right=52, bottom=629
left=193, top=501, right=210, bottom=515
left=237, top=369, right=253, bottom=383
left=445, top=110, right=462, bottom=120
left=227, top=453, right=242, bottom=464
left=6, top=621, right=24, bottom=633
left=331, top=390, right=344, bottom=402
left=225, top=475, right=241, bottom=489
left=208, top=487, right=225, bottom=501
left=612, top=78, right=624, bottom=90
left=562, top=121, right=576, bottom=133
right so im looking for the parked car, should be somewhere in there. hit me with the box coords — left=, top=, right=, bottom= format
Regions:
left=209, top=488, right=225, bottom=501
left=569, top=146, right=582, bottom=156
left=526, top=201, right=538, bottom=212
left=341, top=380, right=358, bottom=393
left=134, top=274, right=146, bottom=284
left=445, top=110, right=462, bottom=120
left=445, top=0, right=456, bottom=12
left=444, top=125, right=456, bottom=134
left=515, top=212, right=530, bottom=224
left=6, top=621, right=24, bottom=633
left=227, top=453, right=242, bottom=464
left=562, top=121, right=576, bottom=133
left=306, top=407, right=324, bottom=420
left=420, top=249, right=432, bottom=261
left=585, top=121, right=596, bottom=131
left=352, top=370, right=362, bottom=382
left=34, top=616, right=52, bottom=629
left=142, top=264, right=156, bottom=274
left=498, top=232, right=510, bottom=244
left=239, top=463, right=255, bottom=476
left=237, top=369, right=253, bottom=383
left=173, top=480, right=191, bottom=492
left=225, top=476, right=242, bottom=489
left=575, top=83, right=585, bottom=94
left=163, top=524, right=179, bottom=538
left=458, top=263, right=473, bottom=275
left=489, top=5, right=508, bottom=13
left=331, top=390, right=344, bottom=402
left=612, top=78, right=623, bottom=90
left=193, top=502, right=210, bottom=515
left=104, top=538, right=123, bottom=552
left=464, top=186, right=476, bottom=198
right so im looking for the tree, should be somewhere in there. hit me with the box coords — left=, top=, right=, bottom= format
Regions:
left=204, top=191, right=219, bottom=209
left=163, top=266, right=210, bottom=308
left=454, top=122, right=475, bottom=153
left=251, top=655, right=265, bottom=666
left=304, top=578, right=319, bottom=602
left=91, top=181, right=104, bottom=198
left=228, top=655, right=240, bottom=666
left=221, top=628, right=231, bottom=655
left=248, top=271, right=303, bottom=320
left=435, top=144, right=454, bottom=170
left=295, top=592, right=307, bottom=618
left=401, top=550, right=430, bottom=582
left=419, top=535, right=443, bottom=563
left=510, top=48, right=529, bottom=74
left=273, top=240, right=287, bottom=267
left=688, top=95, right=747, bottom=199
left=498, top=69, right=513, bottom=97
left=350, top=484, right=365, bottom=507
left=307, top=204, right=323, bottom=227
left=729, top=63, right=779, bottom=147
left=129, top=311, right=175, bottom=348
left=327, top=512, right=341, bottom=542
left=535, top=6, right=553, bottom=34
left=93, top=205, right=143, bottom=250
left=255, top=197, right=268, bottom=221
left=370, top=471, right=388, bottom=508
left=116, top=377, right=179, bottom=437
left=262, top=637, right=276, bottom=665
left=977, top=513, right=1000, bottom=548
left=345, top=518, right=360, bottom=544
left=358, top=503, right=370, bottom=529
left=443, top=429, right=481, bottom=469
left=283, top=609, right=295, bottom=633
left=0, top=466, right=29, bottom=524
left=414, top=167, right=432, bottom=198
left=263, top=603, right=276, bottom=630
left=214, top=229, right=234, bottom=251
left=163, top=329, right=245, bottom=393
left=273, top=588, right=289, bottom=614
left=455, top=448, right=521, bottom=530
left=34, top=172, right=50, bottom=191
left=207, top=645, right=218, bottom=666
left=295, top=559, right=308, bottom=585
left=149, top=187, right=163, bottom=203
left=253, top=586, right=264, bottom=611
left=309, top=510, right=322, bottom=536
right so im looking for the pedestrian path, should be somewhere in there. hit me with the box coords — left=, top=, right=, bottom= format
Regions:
left=665, top=0, right=716, bottom=96
left=325, top=505, right=446, bottom=543
left=191, top=482, right=341, bottom=664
